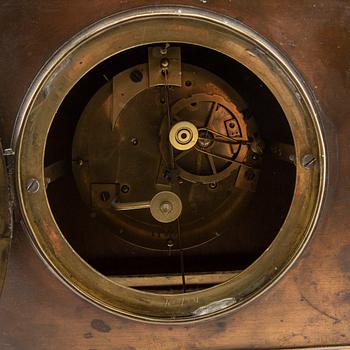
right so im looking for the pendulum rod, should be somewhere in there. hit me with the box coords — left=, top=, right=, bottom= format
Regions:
left=161, top=48, right=186, bottom=292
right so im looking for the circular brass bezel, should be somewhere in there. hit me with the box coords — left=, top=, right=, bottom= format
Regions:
left=13, top=6, right=326, bottom=323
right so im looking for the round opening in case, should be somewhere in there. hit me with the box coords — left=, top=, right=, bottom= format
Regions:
left=15, top=7, right=325, bottom=322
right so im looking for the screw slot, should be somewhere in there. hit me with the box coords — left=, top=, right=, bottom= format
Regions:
left=100, top=191, right=110, bottom=202
left=25, top=178, right=40, bottom=193
left=302, top=154, right=316, bottom=168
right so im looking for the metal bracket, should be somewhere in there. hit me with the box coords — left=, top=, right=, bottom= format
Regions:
left=0, top=142, right=14, bottom=297
left=111, top=46, right=182, bottom=130
left=148, top=46, right=182, bottom=87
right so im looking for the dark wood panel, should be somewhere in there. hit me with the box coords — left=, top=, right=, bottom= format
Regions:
left=0, top=1, right=349, bottom=349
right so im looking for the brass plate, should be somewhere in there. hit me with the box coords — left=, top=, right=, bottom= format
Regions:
left=72, top=62, right=254, bottom=250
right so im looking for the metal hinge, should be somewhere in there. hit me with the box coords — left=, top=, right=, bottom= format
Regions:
left=0, top=143, right=15, bottom=297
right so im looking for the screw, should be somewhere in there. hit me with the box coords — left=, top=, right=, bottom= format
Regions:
left=244, top=169, right=255, bottom=181
left=121, top=185, right=129, bottom=193
left=160, top=201, right=173, bottom=214
left=77, top=159, right=84, bottom=166
left=3, top=148, right=14, bottom=156
left=160, top=43, right=169, bottom=55
left=185, top=80, right=192, bottom=87
left=129, top=69, right=143, bottom=83
left=229, top=121, right=235, bottom=128
left=100, top=191, right=110, bottom=202
left=160, top=58, right=169, bottom=69
left=131, top=137, right=138, bottom=146
left=209, top=182, right=217, bottom=189
left=25, top=178, right=40, bottom=193
left=167, top=239, right=174, bottom=248
left=302, top=154, right=316, bottom=168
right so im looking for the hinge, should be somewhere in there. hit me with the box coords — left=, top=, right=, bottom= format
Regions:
left=0, top=142, right=15, bottom=297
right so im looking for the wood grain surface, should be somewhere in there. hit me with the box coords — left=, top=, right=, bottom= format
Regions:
left=0, top=1, right=350, bottom=349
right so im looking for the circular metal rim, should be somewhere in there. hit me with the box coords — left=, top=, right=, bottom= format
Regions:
left=169, top=121, right=199, bottom=150
left=13, top=6, right=326, bottom=323
left=150, top=191, right=183, bottom=223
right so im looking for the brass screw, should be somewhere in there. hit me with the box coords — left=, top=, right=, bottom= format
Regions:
left=209, top=182, right=217, bottom=189
left=302, top=154, right=316, bottom=168
left=160, top=58, right=169, bottom=69
left=121, top=185, right=130, bottom=193
left=131, top=137, right=138, bottom=146
left=25, top=178, right=40, bottom=193
left=167, top=239, right=174, bottom=248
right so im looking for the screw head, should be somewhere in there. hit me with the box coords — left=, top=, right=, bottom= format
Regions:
left=209, top=182, right=217, bottom=189
left=129, top=69, right=143, bottom=83
left=130, top=137, right=138, bottom=146
left=100, top=191, right=110, bottom=202
left=301, top=154, right=316, bottom=168
left=160, top=57, right=169, bottom=69
left=25, top=178, right=40, bottom=193
left=121, top=185, right=130, bottom=193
